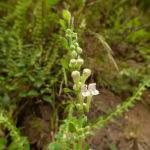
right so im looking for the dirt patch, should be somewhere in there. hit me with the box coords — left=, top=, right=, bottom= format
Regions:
left=85, top=89, right=150, bottom=150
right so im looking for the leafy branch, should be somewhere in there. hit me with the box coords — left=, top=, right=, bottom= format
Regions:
left=92, top=76, right=150, bottom=127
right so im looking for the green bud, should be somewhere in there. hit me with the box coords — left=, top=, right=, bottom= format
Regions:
left=77, top=58, right=84, bottom=68
left=76, top=104, right=80, bottom=111
left=77, top=47, right=82, bottom=53
left=77, top=128, right=84, bottom=137
left=66, top=34, right=71, bottom=38
left=72, top=71, right=80, bottom=91
left=70, top=45, right=75, bottom=50
left=83, top=103, right=87, bottom=111
left=75, top=42, right=79, bottom=47
left=72, top=33, right=77, bottom=38
left=66, top=29, right=72, bottom=34
left=84, top=126, right=90, bottom=133
left=82, top=69, right=91, bottom=85
left=70, top=59, right=76, bottom=67
left=71, top=51, right=77, bottom=58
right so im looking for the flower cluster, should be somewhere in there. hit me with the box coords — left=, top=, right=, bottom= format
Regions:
left=72, top=68, right=99, bottom=112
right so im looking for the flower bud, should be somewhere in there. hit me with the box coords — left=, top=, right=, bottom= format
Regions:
left=70, top=59, right=76, bottom=68
left=84, top=126, right=90, bottom=134
left=70, top=45, right=75, bottom=51
left=73, top=82, right=81, bottom=91
left=77, top=47, right=82, bottom=53
left=76, top=104, right=80, bottom=111
left=77, top=128, right=84, bottom=137
left=71, top=50, right=77, bottom=58
left=72, top=71, right=80, bottom=91
left=66, top=29, right=72, bottom=34
left=66, top=34, right=71, bottom=38
left=75, top=42, right=79, bottom=47
left=83, top=103, right=87, bottom=111
left=72, top=33, right=77, bottom=38
left=77, top=58, right=84, bottom=68
left=82, top=69, right=91, bottom=85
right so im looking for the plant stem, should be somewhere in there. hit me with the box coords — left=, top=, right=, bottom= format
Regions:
left=79, top=113, right=83, bottom=150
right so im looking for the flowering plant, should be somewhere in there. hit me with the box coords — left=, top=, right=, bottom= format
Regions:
left=59, top=10, right=99, bottom=150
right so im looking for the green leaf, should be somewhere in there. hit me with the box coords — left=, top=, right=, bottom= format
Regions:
left=0, top=138, right=7, bottom=149
left=35, top=80, right=44, bottom=87
left=8, top=141, right=22, bottom=150
left=110, top=118, right=115, bottom=123
left=99, top=123, right=106, bottom=128
left=117, top=104, right=121, bottom=109
left=28, top=90, right=38, bottom=96
left=21, top=136, right=30, bottom=150
left=68, top=122, right=76, bottom=133
left=83, top=139, right=92, bottom=150
left=48, top=142, right=62, bottom=150
left=71, top=17, right=74, bottom=31
left=2, top=93, right=10, bottom=110
left=28, top=75, right=35, bottom=82
left=89, top=131, right=96, bottom=136
left=59, top=19, right=67, bottom=30
left=74, top=144, right=78, bottom=150
left=43, top=95, right=52, bottom=103
left=14, top=72, right=24, bottom=77
left=63, top=9, right=71, bottom=21
left=82, top=116, right=87, bottom=128
left=60, top=37, right=69, bottom=49
left=19, top=91, right=28, bottom=97
left=129, top=103, right=134, bottom=107
left=64, top=88, right=74, bottom=93
left=60, top=59, right=70, bottom=70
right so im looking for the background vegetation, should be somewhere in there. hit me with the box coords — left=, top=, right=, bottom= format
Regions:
left=0, top=0, right=150, bottom=149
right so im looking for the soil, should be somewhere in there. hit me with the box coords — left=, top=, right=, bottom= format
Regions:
left=19, top=88, right=150, bottom=150
left=84, top=89, right=150, bottom=150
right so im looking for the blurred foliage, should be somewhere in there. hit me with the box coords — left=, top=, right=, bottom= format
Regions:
left=0, top=0, right=150, bottom=149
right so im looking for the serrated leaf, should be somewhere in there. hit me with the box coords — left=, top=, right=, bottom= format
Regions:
left=68, top=122, right=76, bottom=133
left=43, top=95, right=52, bottom=103
left=82, top=116, right=87, bottom=128
left=28, top=90, right=38, bottom=96
left=19, top=91, right=27, bottom=97
left=2, top=93, right=10, bottom=110
left=63, top=9, right=71, bottom=21
left=0, top=138, right=7, bottom=149
left=59, top=19, right=67, bottom=30
left=60, top=37, right=69, bottom=49
left=60, top=59, right=70, bottom=70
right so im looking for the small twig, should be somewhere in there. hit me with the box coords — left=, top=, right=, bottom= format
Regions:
left=12, top=99, right=30, bottom=119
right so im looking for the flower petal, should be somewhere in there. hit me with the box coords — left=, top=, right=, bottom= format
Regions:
left=91, top=90, right=99, bottom=95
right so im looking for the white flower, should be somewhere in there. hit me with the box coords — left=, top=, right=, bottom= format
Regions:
left=81, top=84, right=90, bottom=97
left=86, top=83, right=99, bottom=111
left=79, top=84, right=90, bottom=111
left=88, top=83, right=99, bottom=95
